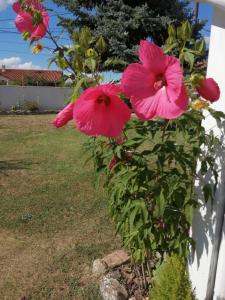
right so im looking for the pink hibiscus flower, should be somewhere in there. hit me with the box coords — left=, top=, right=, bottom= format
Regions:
left=196, top=78, right=220, bottom=103
left=73, top=84, right=131, bottom=138
left=121, top=40, right=188, bottom=120
left=52, top=103, right=74, bottom=128
left=13, top=0, right=49, bottom=40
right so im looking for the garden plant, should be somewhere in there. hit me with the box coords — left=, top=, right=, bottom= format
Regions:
left=13, top=0, right=225, bottom=297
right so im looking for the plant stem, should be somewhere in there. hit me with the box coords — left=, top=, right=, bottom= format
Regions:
left=46, top=29, right=76, bottom=74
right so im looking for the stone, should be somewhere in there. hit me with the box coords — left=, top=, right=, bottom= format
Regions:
left=102, top=250, right=130, bottom=269
left=92, top=259, right=108, bottom=277
left=107, top=270, right=121, bottom=280
left=126, top=273, right=135, bottom=285
left=100, top=274, right=128, bottom=300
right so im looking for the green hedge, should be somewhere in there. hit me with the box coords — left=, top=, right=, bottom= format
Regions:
left=150, top=255, right=195, bottom=300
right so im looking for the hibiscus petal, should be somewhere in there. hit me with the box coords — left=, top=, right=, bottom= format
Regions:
left=31, top=23, right=48, bottom=39
left=73, top=87, right=131, bottom=138
left=13, top=1, right=49, bottom=40
left=131, top=85, right=188, bottom=121
left=138, top=40, right=167, bottom=73
left=12, top=2, right=21, bottom=13
left=196, top=78, right=220, bottom=102
left=42, top=11, right=50, bottom=28
left=130, top=92, right=160, bottom=121
left=164, top=56, right=183, bottom=102
left=15, top=13, right=33, bottom=33
left=121, top=63, right=155, bottom=99
left=156, top=85, right=189, bottom=119
left=52, top=103, right=74, bottom=128
left=99, top=84, right=121, bottom=96
left=31, top=10, right=49, bottom=39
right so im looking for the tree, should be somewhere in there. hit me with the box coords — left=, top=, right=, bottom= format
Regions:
left=52, top=0, right=205, bottom=66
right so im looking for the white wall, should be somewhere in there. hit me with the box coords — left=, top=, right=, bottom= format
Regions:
left=0, top=85, right=72, bottom=111
left=189, top=5, right=225, bottom=300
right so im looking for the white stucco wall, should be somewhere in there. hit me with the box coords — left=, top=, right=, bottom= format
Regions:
left=189, top=4, right=225, bottom=300
left=0, top=85, right=72, bottom=111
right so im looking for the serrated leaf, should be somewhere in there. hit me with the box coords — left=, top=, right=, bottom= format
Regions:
left=164, top=42, right=178, bottom=54
left=181, top=21, right=192, bottom=41
left=67, top=77, right=86, bottom=102
left=177, top=26, right=183, bottom=40
left=79, top=26, right=92, bottom=49
left=57, top=57, right=68, bottom=69
left=96, top=36, right=107, bottom=53
left=168, top=24, right=176, bottom=38
left=195, top=38, right=206, bottom=56
left=183, top=51, right=194, bottom=71
left=103, top=58, right=128, bottom=68
left=185, top=204, right=193, bottom=225
left=85, top=58, right=96, bottom=73
left=209, top=108, right=225, bottom=121
left=158, top=191, right=166, bottom=216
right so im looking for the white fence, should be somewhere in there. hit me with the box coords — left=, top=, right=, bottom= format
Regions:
left=0, top=85, right=72, bottom=111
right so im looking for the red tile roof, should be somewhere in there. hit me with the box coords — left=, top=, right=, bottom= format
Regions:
left=0, top=68, right=62, bottom=83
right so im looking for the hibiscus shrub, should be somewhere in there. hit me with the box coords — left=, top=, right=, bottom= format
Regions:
left=13, top=1, right=225, bottom=292
left=74, top=34, right=222, bottom=268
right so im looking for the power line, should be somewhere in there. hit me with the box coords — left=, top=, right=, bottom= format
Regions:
left=0, top=49, right=51, bottom=56
left=0, top=30, right=71, bottom=42
left=0, top=40, right=31, bottom=45
left=0, top=12, right=73, bottom=22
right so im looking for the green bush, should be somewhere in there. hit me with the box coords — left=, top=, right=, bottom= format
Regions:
left=23, top=100, right=39, bottom=112
left=150, top=255, right=195, bottom=300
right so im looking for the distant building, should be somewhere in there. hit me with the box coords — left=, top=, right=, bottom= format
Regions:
left=0, top=65, right=63, bottom=86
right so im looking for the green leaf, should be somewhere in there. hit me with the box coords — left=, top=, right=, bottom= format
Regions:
left=185, top=204, right=193, bottom=225
left=85, top=58, right=96, bottom=73
left=57, top=56, right=68, bottom=69
left=72, top=30, right=80, bottom=43
left=158, top=191, right=166, bottom=216
left=103, top=58, right=128, bottom=68
left=22, top=31, right=31, bottom=41
left=208, top=108, right=225, bottom=121
left=96, top=36, right=107, bottom=53
left=181, top=21, right=192, bottom=41
left=195, top=38, right=206, bottom=56
left=85, top=48, right=97, bottom=58
left=67, top=77, right=87, bottom=102
left=79, top=26, right=92, bottom=49
left=168, top=24, right=176, bottom=38
left=177, top=26, right=183, bottom=40
left=183, top=51, right=194, bottom=71
left=73, top=58, right=84, bottom=73
left=164, top=42, right=178, bottom=54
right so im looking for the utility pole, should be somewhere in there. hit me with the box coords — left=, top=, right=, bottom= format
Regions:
left=194, top=1, right=199, bottom=26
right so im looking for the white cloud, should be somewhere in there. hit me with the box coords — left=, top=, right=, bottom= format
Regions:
left=0, top=0, right=16, bottom=11
left=0, top=57, right=41, bottom=69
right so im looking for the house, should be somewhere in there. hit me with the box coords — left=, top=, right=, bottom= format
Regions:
left=0, top=65, right=63, bottom=86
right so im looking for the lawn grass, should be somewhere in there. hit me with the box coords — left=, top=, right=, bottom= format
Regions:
left=0, top=115, right=120, bottom=299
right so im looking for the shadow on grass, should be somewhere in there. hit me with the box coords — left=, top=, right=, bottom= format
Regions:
left=0, top=160, right=33, bottom=174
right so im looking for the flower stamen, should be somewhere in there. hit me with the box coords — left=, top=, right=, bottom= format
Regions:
left=154, top=74, right=167, bottom=90
left=97, top=94, right=111, bottom=105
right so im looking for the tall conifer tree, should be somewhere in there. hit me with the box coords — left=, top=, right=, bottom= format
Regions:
left=53, top=0, right=204, bottom=65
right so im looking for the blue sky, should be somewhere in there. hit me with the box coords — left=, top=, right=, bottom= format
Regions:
left=0, top=0, right=73, bottom=69
left=0, top=1, right=214, bottom=71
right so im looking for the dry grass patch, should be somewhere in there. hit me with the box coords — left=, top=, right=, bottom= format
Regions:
left=0, top=115, right=120, bottom=299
